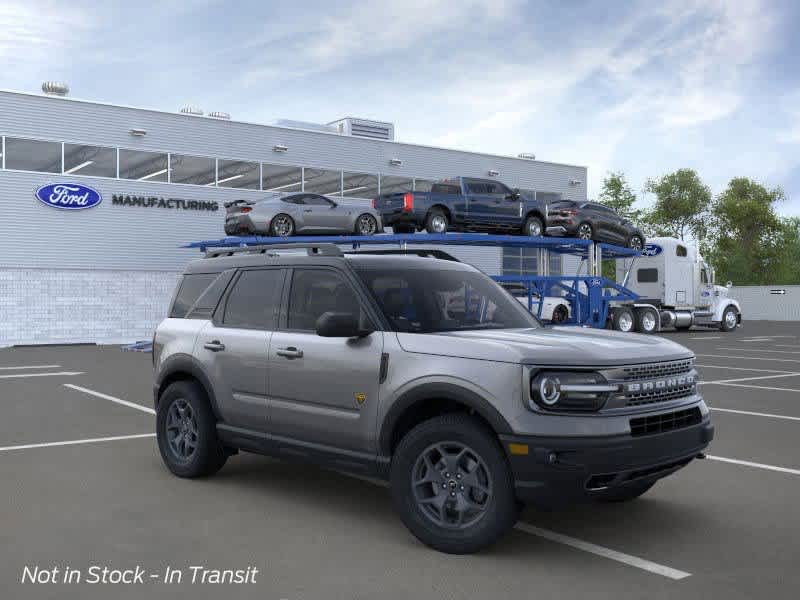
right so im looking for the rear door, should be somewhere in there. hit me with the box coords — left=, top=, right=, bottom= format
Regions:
left=464, top=179, right=491, bottom=225
left=194, top=268, right=285, bottom=431
left=268, top=267, right=384, bottom=453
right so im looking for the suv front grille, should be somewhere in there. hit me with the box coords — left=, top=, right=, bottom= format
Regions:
left=622, top=359, right=693, bottom=381
left=629, top=407, right=702, bottom=437
left=625, top=383, right=696, bottom=407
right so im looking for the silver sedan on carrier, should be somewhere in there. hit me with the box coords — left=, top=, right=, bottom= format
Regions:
left=224, top=192, right=383, bottom=237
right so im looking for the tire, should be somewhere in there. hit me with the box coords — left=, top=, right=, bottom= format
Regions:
left=551, top=305, right=568, bottom=324
left=720, top=306, right=739, bottom=332
left=390, top=414, right=519, bottom=554
left=393, top=224, right=416, bottom=234
left=593, top=481, right=655, bottom=503
left=611, top=306, right=635, bottom=333
left=634, top=307, right=658, bottom=334
left=355, top=213, right=379, bottom=236
left=269, top=214, right=295, bottom=237
left=576, top=222, right=593, bottom=240
left=156, top=380, right=227, bottom=478
left=522, top=215, right=544, bottom=237
left=628, top=234, right=644, bottom=251
left=425, top=208, right=449, bottom=234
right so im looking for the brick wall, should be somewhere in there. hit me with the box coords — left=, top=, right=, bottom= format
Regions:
left=0, top=269, right=180, bottom=346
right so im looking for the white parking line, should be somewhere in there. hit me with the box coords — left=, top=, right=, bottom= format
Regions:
left=339, top=472, right=691, bottom=580
left=700, top=372, right=800, bottom=385
left=773, top=344, right=800, bottom=349
left=696, top=354, right=800, bottom=363
left=710, top=407, right=800, bottom=422
left=514, top=523, right=691, bottom=580
left=717, top=347, right=800, bottom=355
left=0, top=433, right=155, bottom=453
left=0, top=371, right=84, bottom=379
left=64, top=384, right=155, bottom=415
left=0, top=364, right=61, bottom=370
left=690, top=336, right=721, bottom=340
left=696, top=364, right=797, bottom=374
left=709, top=382, right=800, bottom=393
left=707, top=455, right=800, bottom=476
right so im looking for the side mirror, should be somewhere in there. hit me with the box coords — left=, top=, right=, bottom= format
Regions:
left=507, top=188, right=521, bottom=200
left=726, top=281, right=733, bottom=289
left=316, top=312, right=372, bottom=338
left=329, top=201, right=338, bottom=208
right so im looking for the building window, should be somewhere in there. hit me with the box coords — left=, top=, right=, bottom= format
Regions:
left=549, top=253, right=562, bottom=275
left=414, top=178, right=435, bottom=192
left=342, top=171, right=379, bottom=199
left=262, top=163, right=302, bottom=192
left=304, top=167, right=342, bottom=196
left=119, top=149, right=168, bottom=182
left=217, top=159, right=260, bottom=189
left=380, top=175, right=413, bottom=195
left=63, top=143, right=117, bottom=177
left=502, top=248, right=538, bottom=276
left=4, top=137, right=61, bottom=173
left=170, top=154, right=216, bottom=186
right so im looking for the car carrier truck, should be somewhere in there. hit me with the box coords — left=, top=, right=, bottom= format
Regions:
left=610, top=236, right=741, bottom=333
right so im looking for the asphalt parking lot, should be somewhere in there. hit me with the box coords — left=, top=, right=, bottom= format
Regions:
left=2, top=321, right=800, bottom=599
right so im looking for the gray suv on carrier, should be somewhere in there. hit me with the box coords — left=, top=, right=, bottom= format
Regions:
left=153, top=243, right=713, bottom=554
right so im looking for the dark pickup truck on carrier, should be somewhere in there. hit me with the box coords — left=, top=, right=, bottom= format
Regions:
left=373, top=177, right=549, bottom=236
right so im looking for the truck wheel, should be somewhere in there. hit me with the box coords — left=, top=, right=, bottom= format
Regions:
left=720, top=306, right=739, bottom=332
left=593, top=481, right=655, bottom=503
left=425, top=209, right=449, bottom=234
left=156, top=381, right=227, bottom=478
left=390, top=414, right=518, bottom=554
left=523, top=215, right=544, bottom=237
left=634, top=307, right=658, bottom=334
left=628, top=234, right=644, bottom=251
left=551, top=305, right=568, bottom=324
left=612, top=307, right=635, bottom=333
left=577, top=222, right=593, bottom=240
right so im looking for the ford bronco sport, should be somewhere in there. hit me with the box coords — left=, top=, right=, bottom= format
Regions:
left=153, top=243, right=713, bottom=554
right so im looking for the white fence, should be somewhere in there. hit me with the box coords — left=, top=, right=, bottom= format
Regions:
left=728, top=285, right=800, bottom=321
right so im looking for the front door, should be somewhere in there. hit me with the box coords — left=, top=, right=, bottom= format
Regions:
left=194, top=268, right=285, bottom=431
left=268, top=267, right=384, bottom=453
left=483, top=181, right=520, bottom=227
left=300, top=194, right=343, bottom=232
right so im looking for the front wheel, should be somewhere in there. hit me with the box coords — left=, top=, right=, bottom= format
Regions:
left=270, top=213, right=295, bottom=237
left=390, top=414, right=518, bottom=554
left=720, top=306, right=739, bottom=332
left=355, top=213, right=379, bottom=236
left=523, top=215, right=544, bottom=237
left=577, top=222, right=593, bottom=240
left=551, top=304, right=568, bottom=324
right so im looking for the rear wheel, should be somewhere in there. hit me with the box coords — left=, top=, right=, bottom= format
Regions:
left=634, top=307, right=658, bottom=334
left=156, top=381, right=227, bottom=478
left=390, top=414, right=518, bottom=554
left=425, top=209, right=449, bottom=234
left=611, top=307, right=635, bottom=333
left=577, top=222, right=593, bottom=240
left=628, top=234, right=644, bottom=251
left=270, top=214, right=295, bottom=237
left=720, top=306, right=739, bottom=332
left=355, top=213, right=379, bottom=236
left=551, top=305, right=568, bottom=324
left=593, top=481, right=655, bottom=503
left=523, top=215, right=544, bottom=237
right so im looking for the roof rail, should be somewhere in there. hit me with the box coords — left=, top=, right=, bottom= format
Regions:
left=345, top=249, right=460, bottom=262
left=204, top=243, right=343, bottom=259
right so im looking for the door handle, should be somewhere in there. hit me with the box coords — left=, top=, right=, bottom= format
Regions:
left=304, top=209, right=312, bottom=213
left=276, top=346, right=304, bottom=359
left=204, top=340, right=226, bottom=352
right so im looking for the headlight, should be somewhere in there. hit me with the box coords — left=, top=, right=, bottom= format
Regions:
left=530, top=371, right=618, bottom=412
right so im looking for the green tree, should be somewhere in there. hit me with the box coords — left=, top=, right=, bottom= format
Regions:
left=598, top=171, right=640, bottom=220
left=642, top=169, right=711, bottom=241
left=706, top=178, right=786, bottom=285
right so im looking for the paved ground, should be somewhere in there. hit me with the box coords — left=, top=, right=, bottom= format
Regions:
left=2, top=322, right=800, bottom=599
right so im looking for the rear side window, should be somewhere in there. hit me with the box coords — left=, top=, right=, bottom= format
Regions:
left=186, top=270, right=235, bottom=319
left=431, top=184, right=461, bottom=194
left=222, top=269, right=284, bottom=329
left=676, top=245, right=688, bottom=257
left=637, top=268, right=659, bottom=283
left=170, top=273, right=218, bottom=318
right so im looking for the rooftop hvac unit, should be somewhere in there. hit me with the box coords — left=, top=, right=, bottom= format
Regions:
left=42, top=81, right=69, bottom=96
left=180, top=105, right=204, bottom=116
left=208, top=111, right=231, bottom=120
left=329, top=117, right=395, bottom=141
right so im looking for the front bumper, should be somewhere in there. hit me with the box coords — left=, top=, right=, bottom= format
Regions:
left=500, top=417, right=714, bottom=505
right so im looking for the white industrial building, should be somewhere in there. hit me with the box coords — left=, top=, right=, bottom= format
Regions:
left=0, top=84, right=588, bottom=346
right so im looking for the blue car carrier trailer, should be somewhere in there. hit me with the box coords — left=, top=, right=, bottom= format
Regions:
left=186, top=233, right=653, bottom=332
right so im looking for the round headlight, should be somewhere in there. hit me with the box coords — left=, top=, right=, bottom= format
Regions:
left=538, top=376, right=561, bottom=405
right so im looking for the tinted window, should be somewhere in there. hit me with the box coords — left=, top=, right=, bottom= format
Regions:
left=223, top=269, right=283, bottom=329
left=5, top=137, right=61, bottom=173
left=430, top=184, right=461, bottom=194
left=64, top=144, right=117, bottom=177
left=170, top=273, right=218, bottom=318
left=676, top=245, right=688, bottom=257
left=356, top=267, right=540, bottom=333
left=414, top=179, right=435, bottom=192
left=170, top=154, right=215, bottom=186
left=217, top=159, right=259, bottom=189
left=466, top=182, right=487, bottom=194
left=281, top=195, right=304, bottom=205
left=484, top=182, right=512, bottom=195
left=304, top=194, right=333, bottom=206
left=701, top=269, right=709, bottom=284
left=186, top=271, right=235, bottom=318
left=287, top=270, right=362, bottom=331
left=263, top=163, right=302, bottom=193
left=342, top=172, right=379, bottom=199
left=304, top=168, right=342, bottom=196
left=119, top=149, right=168, bottom=181
left=637, top=268, right=659, bottom=283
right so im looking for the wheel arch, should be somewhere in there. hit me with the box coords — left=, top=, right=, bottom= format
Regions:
left=378, top=383, right=513, bottom=457
left=427, top=204, right=452, bottom=221
left=523, top=209, right=545, bottom=223
left=155, top=354, right=220, bottom=419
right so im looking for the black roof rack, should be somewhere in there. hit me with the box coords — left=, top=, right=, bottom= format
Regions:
left=204, top=243, right=342, bottom=259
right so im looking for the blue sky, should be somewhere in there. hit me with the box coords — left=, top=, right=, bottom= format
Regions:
left=2, top=0, right=800, bottom=214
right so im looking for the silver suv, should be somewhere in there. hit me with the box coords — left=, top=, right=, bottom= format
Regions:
left=153, top=243, right=713, bottom=554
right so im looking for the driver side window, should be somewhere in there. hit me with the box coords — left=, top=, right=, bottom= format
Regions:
left=286, top=269, right=362, bottom=332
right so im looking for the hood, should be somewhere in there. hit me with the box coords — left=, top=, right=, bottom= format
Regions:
left=396, top=326, right=693, bottom=367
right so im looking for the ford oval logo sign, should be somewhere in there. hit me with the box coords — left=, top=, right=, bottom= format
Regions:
left=35, top=183, right=103, bottom=210
left=642, top=244, right=663, bottom=257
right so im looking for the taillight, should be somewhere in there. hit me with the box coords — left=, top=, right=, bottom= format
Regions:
left=372, top=198, right=377, bottom=209
left=403, top=192, right=414, bottom=212
left=241, top=207, right=252, bottom=213
left=560, top=208, right=577, bottom=216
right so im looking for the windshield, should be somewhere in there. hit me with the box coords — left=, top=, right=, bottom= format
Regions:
left=355, top=267, right=542, bottom=333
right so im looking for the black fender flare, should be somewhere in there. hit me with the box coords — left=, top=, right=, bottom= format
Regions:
left=154, top=353, right=220, bottom=419
left=378, top=382, right=513, bottom=456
